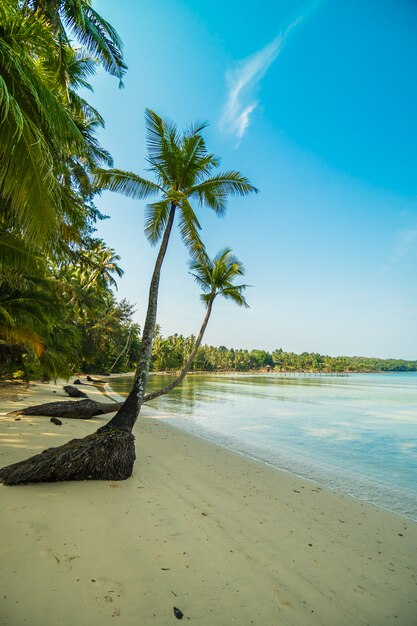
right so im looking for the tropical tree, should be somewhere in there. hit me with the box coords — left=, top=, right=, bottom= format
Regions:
left=77, top=239, right=124, bottom=291
left=27, top=0, right=127, bottom=84
left=94, top=108, right=257, bottom=434
left=0, top=0, right=86, bottom=244
left=0, top=109, right=257, bottom=484
left=145, top=248, right=249, bottom=402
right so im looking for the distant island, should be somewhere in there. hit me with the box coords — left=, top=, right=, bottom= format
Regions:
left=150, top=334, right=417, bottom=374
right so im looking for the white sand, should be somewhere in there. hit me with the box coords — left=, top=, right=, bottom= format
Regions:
left=0, top=380, right=416, bottom=625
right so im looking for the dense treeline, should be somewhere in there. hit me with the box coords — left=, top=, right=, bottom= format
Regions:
left=151, top=332, right=417, bottom=373
left=0, top=0, right=139, bottom=380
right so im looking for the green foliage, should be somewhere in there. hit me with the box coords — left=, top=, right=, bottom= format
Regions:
left=189, top=248, right=249, bottom=308
left=149, top=335, right=417, bottom=374
left=0, top=0, right=135, bottom=380
left=95, top=108, right=258, bottom=259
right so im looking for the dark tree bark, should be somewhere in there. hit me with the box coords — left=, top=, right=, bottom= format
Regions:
left=86, top=376, right=109, bottom=384
left=9, top=398, right=118, bottom=419
left=0, top=430, right=135, bottom=484
left=98, top=203, right=176, bottom=434
left=64, top=385, right=88, bottom=398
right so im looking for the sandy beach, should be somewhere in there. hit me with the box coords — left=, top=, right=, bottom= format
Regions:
left=0, top=380, right=416, bottom=626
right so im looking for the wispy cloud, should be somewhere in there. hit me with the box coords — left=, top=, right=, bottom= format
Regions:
left=219, top=24, right=297, bottom=143
left=219, top=2, right=321, bottom=144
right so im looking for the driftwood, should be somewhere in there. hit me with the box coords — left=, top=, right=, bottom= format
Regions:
left=63, top=385, right=89, bottom=398
left=0, top=429, right=135, bottom=485
left=86, top=375, right=109, bottom=384
left=8, top=398, right=120, bottom=419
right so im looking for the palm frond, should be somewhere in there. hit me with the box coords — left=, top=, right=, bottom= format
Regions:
left=188, top=171, right=258, bottom=215
left=178, top=198, right=205, bottom=258
left=144, top=200, right=171, bottom=245
left=0, top=230, right=43, bottom=274
left=221, top=285, right=250, bottom=308
left=0, top=324, right=44, bottom=356
left=94, top=168, right=162, bottom=198
left=66, top=4, right=127, bottom=85
left=189, top=247, right=250, bottom=308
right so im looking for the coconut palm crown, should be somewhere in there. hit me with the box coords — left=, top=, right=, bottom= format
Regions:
left=94, top=108, right=258, bottom=259
left=189, top=247, right=250, bottom=309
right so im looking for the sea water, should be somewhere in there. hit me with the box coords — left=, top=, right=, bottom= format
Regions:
left=110, top=372, right=417, bottom=520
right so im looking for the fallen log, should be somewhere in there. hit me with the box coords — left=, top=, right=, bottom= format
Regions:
left=8, top=389, right=159, bottom=419
left=0, top=429, right=135, bottom=484
left=8, top=399, right=120, bottom=419
left=64, top=385, right=89, bottom=399
left=86, top=375, right=109, bottom=384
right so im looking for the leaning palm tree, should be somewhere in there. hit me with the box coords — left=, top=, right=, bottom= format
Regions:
left=0, top=109, right=257, bottom=484
left=145, top=248, right=249, bottom=402
left=93, top=108, right=257, bottom=436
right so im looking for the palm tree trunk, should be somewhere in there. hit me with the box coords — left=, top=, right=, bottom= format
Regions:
left=99, top=203, right=176, bottom=433
left=144, top=298, right=213, bottom=402
left=109, top=329, right=132, bottom=373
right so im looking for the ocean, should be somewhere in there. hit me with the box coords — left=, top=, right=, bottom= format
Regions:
left=110, top=372, right=417, bottom=520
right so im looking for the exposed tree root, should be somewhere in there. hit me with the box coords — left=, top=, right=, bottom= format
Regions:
left=0, top=429, right=135, bottom=485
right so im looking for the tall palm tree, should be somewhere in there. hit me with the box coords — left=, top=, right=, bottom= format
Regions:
left=0, top=110, right=257, bottom=485
left=95, top=108, right=257, bottom=433
left=144, top=248, right=249, bottom=402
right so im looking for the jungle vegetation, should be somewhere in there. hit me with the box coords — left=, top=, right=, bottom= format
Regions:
left=150, top=335, right=417, bottom=374
left=0, top=0, right=139, bottom=380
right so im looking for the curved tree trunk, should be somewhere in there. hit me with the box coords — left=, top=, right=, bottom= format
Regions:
left=99, top=202, right=176, bottom=433
left=144, top=298, right=213, bottom=402
left=109, top=329, right=132, bottom=373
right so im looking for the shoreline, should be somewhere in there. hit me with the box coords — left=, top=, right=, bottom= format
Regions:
left=1, top=380, right=417, bottom=625
left=107, top=374, right=417, bottom=523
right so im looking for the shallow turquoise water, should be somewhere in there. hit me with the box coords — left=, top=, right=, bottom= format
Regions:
left=111, top=372, right=417, bottom=520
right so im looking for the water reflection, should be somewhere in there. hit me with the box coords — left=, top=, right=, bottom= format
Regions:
left=111, top=372, right=417, bottom=519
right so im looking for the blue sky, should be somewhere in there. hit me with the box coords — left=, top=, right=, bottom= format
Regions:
left=89, top=0, right=417, bottom=359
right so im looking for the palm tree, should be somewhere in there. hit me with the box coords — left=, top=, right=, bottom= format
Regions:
left=0, top=109, right=257, bottom=484
left=95, top=108, right=257, bottom=433
left=145, top=248, right=249, bottom=402
left=27, top=0, right=127, bottom=84
left=78, top=239, right=124, bottom=291
left=0, top=1, right=87, bottom=244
